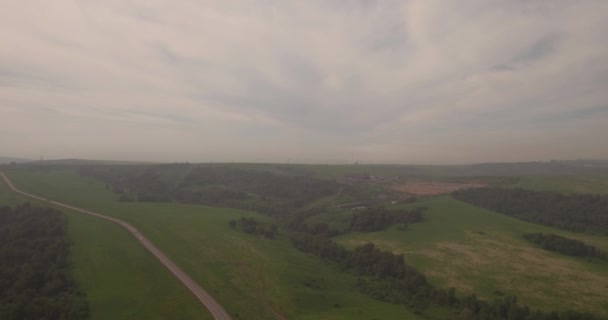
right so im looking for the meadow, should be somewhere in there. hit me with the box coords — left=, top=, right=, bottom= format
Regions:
left=504, top=175, right=608, bottom=194
left=335, top=196, right=608, bottom=316
left=0, top=171, right=211, bottom=320
left=2, top=168, right=425, bottom=320
left=5, top=166, right=608, bottom=318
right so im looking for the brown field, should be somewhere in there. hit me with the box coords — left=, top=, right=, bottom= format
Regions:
left=391, top=181, right=486, bottom=195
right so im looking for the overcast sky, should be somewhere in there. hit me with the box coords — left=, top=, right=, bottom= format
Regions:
left=1, top=1, right=607, bottom=164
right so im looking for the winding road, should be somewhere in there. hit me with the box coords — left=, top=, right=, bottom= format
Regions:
left=0, top=171, right=232, bottom=320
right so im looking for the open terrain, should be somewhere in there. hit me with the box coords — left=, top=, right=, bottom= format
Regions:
left=504, top=175, right=608, bottom=194
left=3, top=164, right=608, bottom=319
left=391, top=181, right=486, bottom=195
left=0, top=172, right=230, bottom=320
left=335, top=196, right=608, bottom=316
left=2, top=168, right=425, bottom=320
left=0, top=173, right=211, bottom=320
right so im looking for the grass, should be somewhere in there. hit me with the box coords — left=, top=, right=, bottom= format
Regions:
left=2, top=168, right=428, bottom=320
left=0, top=172, right=211, bottom=320
left=334, top=196, right=608, bottom=316
left=504, top=175, right=608, bottom=194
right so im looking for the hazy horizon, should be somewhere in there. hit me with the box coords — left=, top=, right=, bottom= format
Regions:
left=2, top=1, right=608, bottom=164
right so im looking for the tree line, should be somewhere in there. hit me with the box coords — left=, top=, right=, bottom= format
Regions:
left=79, top=165, right=353, bottom=216
left=281, top=205, right=428, bottom=239
left=453, top=188, right=608, bottom=234
left=523, top=233, right=606, bottom=261
left=288, top=225, right=603, bottom=319
left=228, top=217, right=278, bottom=239
left=0, top=203, right=90, bottom=320
left=349, top=206, right=426, bottom=232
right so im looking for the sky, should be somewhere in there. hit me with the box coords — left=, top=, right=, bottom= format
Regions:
left=1, top=0, right=607, bottom=164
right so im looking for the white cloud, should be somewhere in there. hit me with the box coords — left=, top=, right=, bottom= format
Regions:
left=1, top=0, right=607, bottom=163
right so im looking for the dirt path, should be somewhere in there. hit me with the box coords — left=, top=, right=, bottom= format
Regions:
left=0, top=171, right=232, bottom=320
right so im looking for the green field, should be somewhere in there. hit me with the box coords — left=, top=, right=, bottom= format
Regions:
left=0, top=173, right=211, bottom=320
left=504, top=175, right=608, bottom=194
left=5, top=167, right=608, bottom=318
left=1, top=169, right=426, bottom=320
left=335, top=196, right=608, bottom=316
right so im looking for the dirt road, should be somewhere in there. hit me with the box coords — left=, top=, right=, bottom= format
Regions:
left=0, top=171, right=232, bottom=320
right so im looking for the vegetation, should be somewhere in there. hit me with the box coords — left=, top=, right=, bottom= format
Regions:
left=504, top=176, right=608, bottom=195
left=349, top=207, right=426, bottom=232
left=291, top=233, right=602, bottom=319
left=0, top=171, right=214, bottom=320
left=77, top=164, right=359, bottom=216
left=523, top=233, right=607, bottom=260
left=3, top=169, right=424, bottom=319
left=336, top=196, right=608, bottom=316
left=453, top=188, right=608, bottom=234
left=0, top=203, right=90, bottom=320
left=5, top=166, right=608, bottom=319
left=229, top=217, right=278, bottom=239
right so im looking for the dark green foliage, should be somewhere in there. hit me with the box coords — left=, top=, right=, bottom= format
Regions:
left=79, top=164, right=346, bottom=215
left=79, top=165, right=173, bottom=202
left=228, top=217, right=278, bottom=239
left=181, top=166, right=341, bottom=208
left=0, top=203, right=90, bottom=320
left=453, top=188, right=608, bottom=233
left=283, top=205, right=426, bottom=238
left=349, top=207, right=426, bottom=232
left=175, top=187, right=248, bottom=206
left=523, top=233, right=606, bottom=260
left=290, top=236, right=430, bottom=293
left=289, top=232, right=605, bottom=320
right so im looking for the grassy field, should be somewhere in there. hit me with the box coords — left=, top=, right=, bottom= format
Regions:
left=335, top=196, right=608, bottom=316
left=504, top=175, right=608, bottom=194
left=2, top=168, right=427, bottom=320
left=0, top=171, right=211, bottom=320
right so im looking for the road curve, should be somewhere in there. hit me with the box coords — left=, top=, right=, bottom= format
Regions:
left=0, top=171, right=232, bottom=320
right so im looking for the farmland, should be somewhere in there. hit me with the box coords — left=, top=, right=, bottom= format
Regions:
left=0, top=173, right=210, bottom=320
left=391, top=181, right=486, bottom=195
left=503, top=175, right=608, bottom=194
left=1, top=168, right=424, bottom=320
left=2, top=163, right=608, bottom=319
left=335, top=196, right=608, bottom=316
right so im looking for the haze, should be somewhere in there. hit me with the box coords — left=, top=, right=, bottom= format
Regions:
left=1, top=0, right=607, bottom=164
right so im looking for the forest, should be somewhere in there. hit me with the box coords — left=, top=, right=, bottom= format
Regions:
left=75, top=165, right=608, bottom=319
left=0, top=203, right=90, bottom=320
left=453, top=188, right=608, bottom=233
left=228, top=217, right=278, bottom=239
left=349, top=206, right=426, bottom=232
left=79, top=164, right=354, bottom=215
left=523, top=233, right=606, bottom=260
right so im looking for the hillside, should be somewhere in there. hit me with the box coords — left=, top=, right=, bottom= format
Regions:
left=1, top=168, right=425, bottom=320
left=334, top=196, right=608, bottom=315
left=2, top=165, right=608, bottom=319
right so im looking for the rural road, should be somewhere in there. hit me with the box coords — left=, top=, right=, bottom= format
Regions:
left=0, top=171, right=232, bottom=320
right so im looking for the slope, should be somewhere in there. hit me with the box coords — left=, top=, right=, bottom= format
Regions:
left=335, top=196, right=608, bottom=316
left=3, top=168, right=425, bottom=320
left=0, top=172, right=211, bottom=320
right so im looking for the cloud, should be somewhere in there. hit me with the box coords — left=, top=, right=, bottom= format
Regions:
left=1, top=0, right=607, bottom=163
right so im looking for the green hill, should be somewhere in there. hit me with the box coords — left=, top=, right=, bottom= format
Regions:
left=334, top=196, right=608, bottom=316
left=1, top=169, right=424, bottom=320
left=3, top=166, right=608, bottom=318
